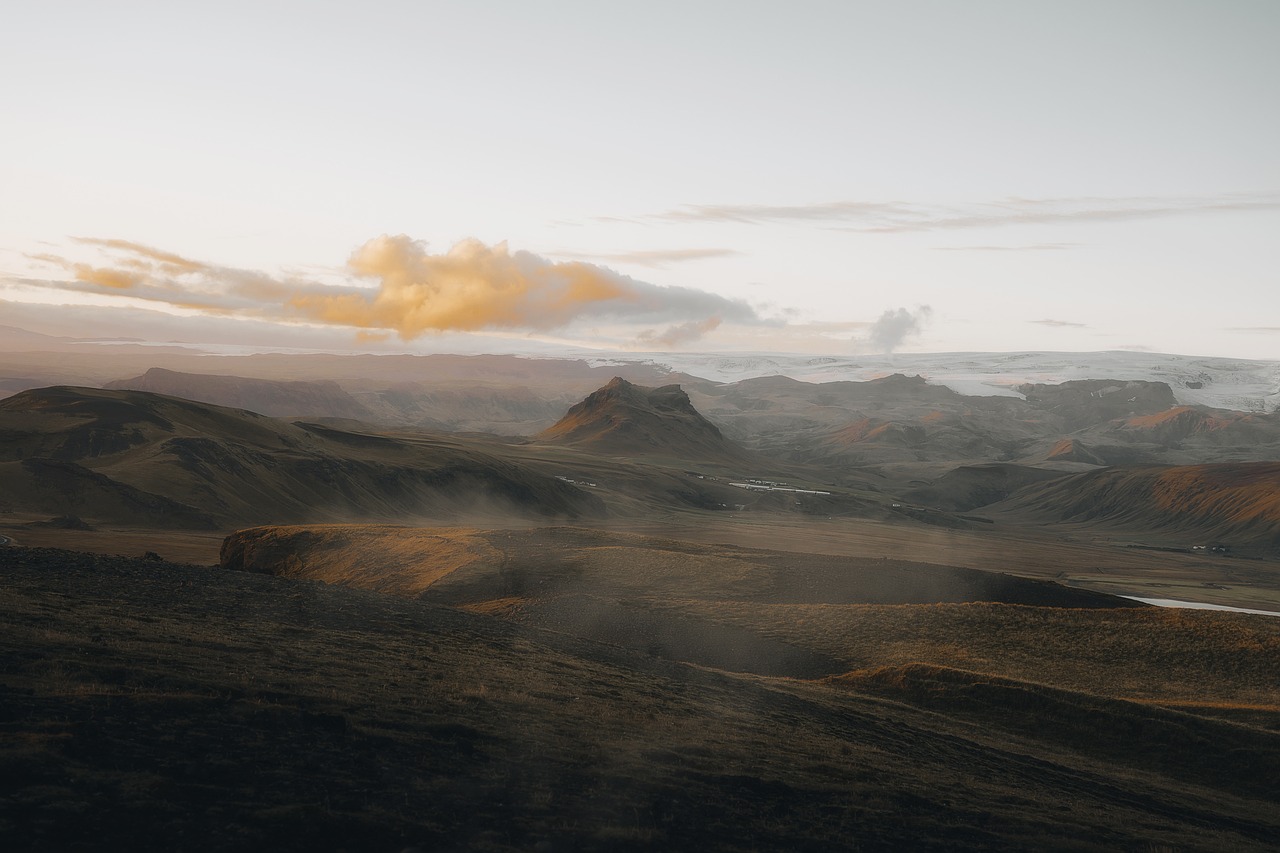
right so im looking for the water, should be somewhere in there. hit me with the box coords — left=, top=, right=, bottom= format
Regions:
left=1122, top=596, right=1280, bottom=617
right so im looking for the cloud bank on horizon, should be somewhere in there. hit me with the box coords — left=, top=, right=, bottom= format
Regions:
left=20, top=235, right=762, bottom=348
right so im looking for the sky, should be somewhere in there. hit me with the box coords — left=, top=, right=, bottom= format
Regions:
left=2, top=0, right=1278, bottom=358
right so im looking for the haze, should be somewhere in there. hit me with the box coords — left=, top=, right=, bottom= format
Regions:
left=4, top=1, right=1279, bottom=358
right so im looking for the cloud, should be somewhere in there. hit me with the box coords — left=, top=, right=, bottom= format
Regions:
left=635, top=317, right=723, bottom=349
left=863, top=306, right=932, bottom=354
left=935, top=243, right=1078, bottom=252
left=1030, top=319, right=1088, bottom=328
left=551, top=248, right=742, bottom=268
left=68, top=264, right=145, bottom=290
left=72, top=238, right=208, bottom=274
left=851, top=195, right=1280, bottom=234
left=290, top=235, right=756, bottom=339
left=1226, top=326, right=1280, bottom=333
left=25, top=242, right=303, bottom=317
left=24, top=234, right=758, bottom=345
left=619, top=193, right=1280, bottom=233
left=652, top=201, right=912, bottom=225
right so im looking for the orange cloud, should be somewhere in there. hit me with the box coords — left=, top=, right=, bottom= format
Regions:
left=71, top=264, right=142, bottom=289
left=73, top=238, right=208, bottom=274
left=291, top=235, right=751, bottom=339
left=24, top=234, right=757, bottom=347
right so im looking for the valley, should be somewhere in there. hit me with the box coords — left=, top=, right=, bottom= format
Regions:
left=3, top=347, right=1280, bottom=851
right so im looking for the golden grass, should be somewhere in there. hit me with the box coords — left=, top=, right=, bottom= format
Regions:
left=652, top=599, right=1280, bottom=710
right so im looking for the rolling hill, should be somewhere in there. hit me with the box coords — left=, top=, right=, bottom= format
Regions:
left=0, top=386, right=602, bottom=527
left=221, top=524, right=1143, bottom=677
left=989, top=461, right=1280, bottom=555
left=4, top=544, right=1278, bottom=851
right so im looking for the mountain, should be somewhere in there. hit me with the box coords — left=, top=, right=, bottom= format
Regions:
left=105, top=367, right=372, bottom=420
left=1016, top=379, right=1177, bottom=430
left=1042, top=438, right=1107, bottom=466
left=0, top=324, right=78, bottom=352
left=989, top=461, right=1280, bottom=555
left=647, top=350, right=1280, bottom=413
left=0, top=386, right=603, bottom=527
left=709, top=374, right=1040, bottom=466
left=537, top=377, right=747, bottom=462
left=1110, top=405, right=1280, bottom=445
left=901, top=463, right=1070, bottom=512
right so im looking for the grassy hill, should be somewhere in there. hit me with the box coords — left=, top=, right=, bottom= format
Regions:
left=0, top=386, right=603, bottom=527
left=3, top=544, right=1278, bottom=852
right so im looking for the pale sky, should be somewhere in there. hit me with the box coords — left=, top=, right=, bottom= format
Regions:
left=3, top=1, right=1278, bottom=358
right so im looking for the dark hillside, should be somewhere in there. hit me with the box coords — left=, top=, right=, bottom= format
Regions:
left=2, top=545, right=1278, bottom=852
left=0, top=387, right=603, bottom=527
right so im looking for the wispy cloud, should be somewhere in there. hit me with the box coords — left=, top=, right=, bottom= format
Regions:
left=72, top=238, right=208, bottom=273
left=651, top=201, right=913, bottom=225
left=615, top=193, right=1280, bottom=233
left=1030, top=319, right=1088, bottom=328
left=21, top=235, right=759, bottom=346
left=550, top=247, right=742, bottom=268
left=26, top=240, right=309, bottom=316
left=936, top=243, right=1078, bottom=252
left=635, top=317, right=723, bottom=349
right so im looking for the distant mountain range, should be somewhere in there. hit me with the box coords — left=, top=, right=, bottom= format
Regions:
left=634, top=350, right=1280, bottom=413
left=106, top=367, right=372, bottom=420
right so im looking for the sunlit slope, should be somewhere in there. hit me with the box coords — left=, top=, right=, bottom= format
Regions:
left=221, top=523, right=1280, bottom=730
left=222, top=525, right=1151, bottom=680
left=990, top=461, right=1280, bottom=553
left=0, top=386, right=603, bottom=527
left=659, top=598, right=1280, bottom=717
left=222, top=524, right=1136, bottom=609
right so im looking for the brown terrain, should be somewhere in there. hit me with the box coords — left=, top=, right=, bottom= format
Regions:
left=0, top=386, right=603, bottom=528
left=989, top=461, right=1280, bottom=554
left=537, top=377, right=748, bottom=463
left=3, top=348, right=1280, bottom=850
